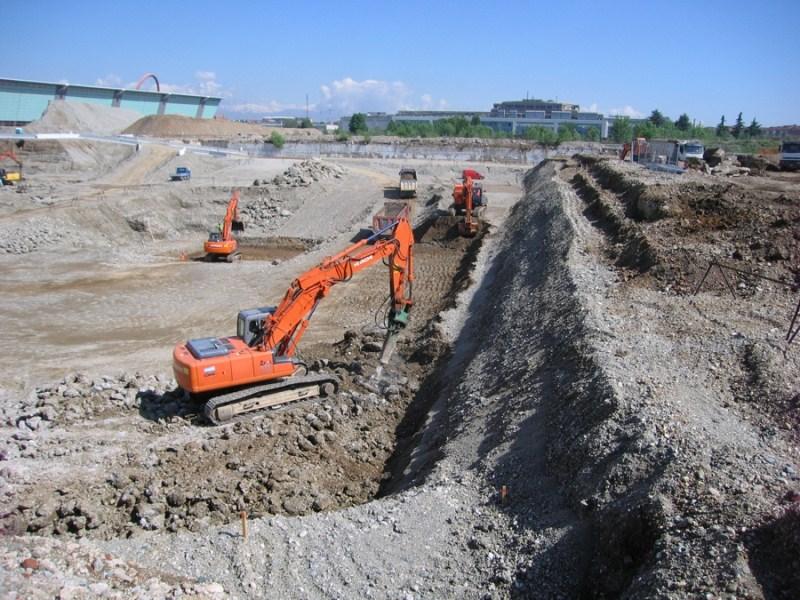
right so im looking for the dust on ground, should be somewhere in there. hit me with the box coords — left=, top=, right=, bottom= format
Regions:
left=1, top=139, right=799, bottom=599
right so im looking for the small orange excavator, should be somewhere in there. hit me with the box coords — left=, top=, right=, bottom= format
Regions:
left=451, top=168, right=486, bottom=237
left=174, top=217, right=414, bottom=424
left=0, top=150, right=23, bottom=186
left=204, top=190, right=245, bottom=262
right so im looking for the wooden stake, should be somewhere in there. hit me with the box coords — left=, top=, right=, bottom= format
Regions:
left=240, top=511, right=248, bottom=540
left=500, top=485, right=509, bottom=505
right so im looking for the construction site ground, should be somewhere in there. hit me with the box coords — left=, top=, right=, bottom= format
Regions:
left=1, top=119, right=799, bottom=599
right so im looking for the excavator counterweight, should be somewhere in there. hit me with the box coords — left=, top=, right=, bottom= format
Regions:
left=174, top=217, right=414, bottom=424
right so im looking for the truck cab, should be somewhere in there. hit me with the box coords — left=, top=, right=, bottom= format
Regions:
left=678, top=140, right=704, bottom=161
left=171, top=166, right=191, bottom=181
left=779, top=141, right=800, bottom=170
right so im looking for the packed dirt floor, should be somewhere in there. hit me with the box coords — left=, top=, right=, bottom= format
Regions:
left=1, top=126, right=799, bottom=599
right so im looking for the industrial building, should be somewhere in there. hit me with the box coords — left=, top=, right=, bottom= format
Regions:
left=0, top=77, right=221, bottom=126
left=339, top=98, right=611, bottom=138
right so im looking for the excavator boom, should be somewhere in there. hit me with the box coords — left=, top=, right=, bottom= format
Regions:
left=174, top=217, right=414, bottom=423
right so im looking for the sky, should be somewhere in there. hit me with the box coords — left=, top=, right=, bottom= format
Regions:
left=5, top=0, right=799, bottom=125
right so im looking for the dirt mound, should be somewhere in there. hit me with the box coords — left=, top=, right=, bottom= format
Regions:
left=27, top=100, right=141, bottom=135
left=123, top=114, right=322, bottom=140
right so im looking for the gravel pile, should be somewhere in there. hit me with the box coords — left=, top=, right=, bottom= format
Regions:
left=27, top=100, right=141, bottom=135
left=3, top=372, right=178, bottom=434
left=256, top=159, right=345, bottom=188
left=0, top=535, right=226, bottom=599
left=242, top=160, right=345, bottom=229
left=0, top=220, right=69, bottom=254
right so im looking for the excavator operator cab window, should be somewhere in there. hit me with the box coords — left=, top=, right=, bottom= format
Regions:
left=208, top=232, right=222, bottom=242
left=237, top=306, right=276, bottom=346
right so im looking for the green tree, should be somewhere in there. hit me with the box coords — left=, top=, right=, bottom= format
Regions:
left=470, top=115, right=481, bottom=126
left=731, top=112, right=744, bottom=138
left=610, top=116, right=633, bottom=143
left=586, top=126, right=600, bottom=141
left=298, top=118, right=313, bottom=129
left=633, top=121, right=657, bottom=139
left=675, top=113, right=691, bottom=131
left=349, top=113, right=367, bottom=134
left=269, top=131, right=285, bottom=148
left=716, top=115, right=728, bottom=137
left=747, top=117, right=761, bottom=138
left=649, top=109, right=665, bottom=127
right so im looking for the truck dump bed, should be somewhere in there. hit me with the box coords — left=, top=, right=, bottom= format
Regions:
left=399, top=168, right=417, bottom=198
left=372, top=201, right=412, bottom=233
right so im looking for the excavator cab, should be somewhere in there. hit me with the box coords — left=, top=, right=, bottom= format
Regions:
left=207, top=231, right=222, bottom=242
left=237, top=306, right=276, bottom=346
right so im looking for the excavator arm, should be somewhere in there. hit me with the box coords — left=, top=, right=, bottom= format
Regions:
left=221, top=190, right=243, bottom=241
left=260, top=217, right=414, bottom=362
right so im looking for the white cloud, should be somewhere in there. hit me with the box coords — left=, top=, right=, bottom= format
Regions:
left=608, top=105, right=643, bottom=118
left=587, top=102, right=599, bottom=113
left=228, top=101, right=307, bottom=115
left=95, top=74, right=122, bottom=87
left=318, top=77, right=447, bottom=115
left=222, top=77, right=449, bottom=119
left=158, top=71, right=231, bottom=97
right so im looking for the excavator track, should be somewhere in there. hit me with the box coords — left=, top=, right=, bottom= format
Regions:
left=203, top=373, right=338, bottom=425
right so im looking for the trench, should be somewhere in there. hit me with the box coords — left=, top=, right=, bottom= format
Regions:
left=4, top=212, right=490, bottom=542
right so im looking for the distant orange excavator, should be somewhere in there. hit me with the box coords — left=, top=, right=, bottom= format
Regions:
left=0, top=150, right=23, bottom=186
left=204, top=190, right=244, bottom=262
left=451, top=168, right=486, bottom=237
left=174, top=217, right=414, bottom=424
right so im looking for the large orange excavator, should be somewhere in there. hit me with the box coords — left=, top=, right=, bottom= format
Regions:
left=174, top=217, right=414, bottom=424
left=204, top=190, right=245, bottom=262
left=451, top=169, right=486, bottom=237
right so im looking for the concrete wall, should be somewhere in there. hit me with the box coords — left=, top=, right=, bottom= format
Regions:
left=0, top=78, right=221, bottom=124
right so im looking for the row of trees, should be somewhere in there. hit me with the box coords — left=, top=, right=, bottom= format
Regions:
left=348, top=109, right=768, bottom=146
left=349, top=112, right=601, bottom=142
left=609, top=109, right=763, bottom=144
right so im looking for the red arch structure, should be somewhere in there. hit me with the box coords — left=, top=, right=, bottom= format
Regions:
left=134, top=73, right=160, bottom=92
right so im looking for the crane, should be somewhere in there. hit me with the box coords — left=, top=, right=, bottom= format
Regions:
left=451, top=169, right=486, bottom=237
left=204, top=190, right=244, bottom=262
left=0, top=151, right=23, bottom=186
left=174, top=217, right=414, bottom=424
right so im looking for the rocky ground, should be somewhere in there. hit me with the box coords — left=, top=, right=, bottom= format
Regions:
left=1, top=134, right=798, bottom=599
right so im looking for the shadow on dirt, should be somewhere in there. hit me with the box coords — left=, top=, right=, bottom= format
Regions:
left=137, top=387, right=205, bottom=424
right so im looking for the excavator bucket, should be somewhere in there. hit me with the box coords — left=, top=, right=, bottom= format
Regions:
left=232, top=219, right=245, bottom=232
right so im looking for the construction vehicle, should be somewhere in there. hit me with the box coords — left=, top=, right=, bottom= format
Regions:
left=173, top=217, right=414, bottom=424
left=171, top=166, right=192, bottom=181
left=0, top=151, right=23, bottom=186
left=451, top=169, right=486, bottom=237
left=779, top=141, right=800, bottom=170
left=372, top=200, right=412, bottom=235
left=204, top=190, right=245, bottom=262
left=399, top=168, right=417, bottom=198
left=620, top=139, right=704, bottom=166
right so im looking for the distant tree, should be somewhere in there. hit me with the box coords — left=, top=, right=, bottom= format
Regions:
left=586, top=126, right=600, bottom=141
left=716, top=115, right=728, bottom=137
left=731, top=112, right=744, bottom=138
left=349, top=113, right=367, bottom=134
left=634, top=121, right=657, bottom=139
left=283, top=118, right=298, bottom=128
left=747, top=117, right=761, bottom=138
left=298, top=117, right=313, bottom=129
left=649, top=109, right=666, bottom=127
left=269, top=131, right=285, bottom=149
left=610, top=116, right=633, bottom=143
left=470, top=115, right=481, bottom=126
left=675, top=113, right=691, bottom=131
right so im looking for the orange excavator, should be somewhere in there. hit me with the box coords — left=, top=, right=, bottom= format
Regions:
left=204, top=190, right=245, bottom=262
left=0, top=150, right=23, bottom=186
left=173, top=217, right=414, bottom=424
left=451, top=169, right=486, bottom=237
